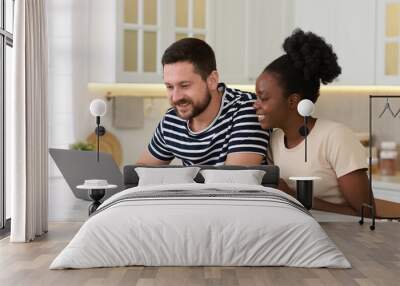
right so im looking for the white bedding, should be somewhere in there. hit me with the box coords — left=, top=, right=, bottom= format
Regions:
left=50, top=183, right=351, bottom=269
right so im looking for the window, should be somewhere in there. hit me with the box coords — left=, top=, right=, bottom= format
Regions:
left=0, top=0, right=14, bottom=234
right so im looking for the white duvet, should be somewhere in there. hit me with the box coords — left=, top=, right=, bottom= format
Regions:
left=50, top=183, right=351, bottom=269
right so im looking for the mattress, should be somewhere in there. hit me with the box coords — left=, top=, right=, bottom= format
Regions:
left=50, top=183, right=350, bottom=269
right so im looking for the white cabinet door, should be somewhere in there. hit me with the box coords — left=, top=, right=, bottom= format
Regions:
left=246, top=0, right=294, bottom=82
left=214, top=0, right=294, bottom=84
left=293, top=0, right=376, bottom=85
left=213, top=0, right=247, bottom=84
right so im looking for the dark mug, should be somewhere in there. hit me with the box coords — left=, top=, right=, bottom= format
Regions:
left=296, top=180, right=313, bottom=210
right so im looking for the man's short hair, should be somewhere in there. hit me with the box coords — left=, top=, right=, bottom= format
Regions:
left=161, top=38, right=217, bottom=80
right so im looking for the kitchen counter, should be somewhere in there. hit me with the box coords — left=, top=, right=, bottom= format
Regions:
left=373, top=173, right=400, bottom=190
left=372, top=173, right=400, bottom=203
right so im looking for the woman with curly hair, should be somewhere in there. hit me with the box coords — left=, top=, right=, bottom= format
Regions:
left=254, top=29, right=369, bottom=215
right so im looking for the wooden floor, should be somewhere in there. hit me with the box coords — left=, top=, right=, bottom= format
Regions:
left=0, top=221, right=399, bottom=286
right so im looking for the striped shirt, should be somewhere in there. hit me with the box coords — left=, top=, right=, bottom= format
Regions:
left=148, top=83, right=269, bottom=166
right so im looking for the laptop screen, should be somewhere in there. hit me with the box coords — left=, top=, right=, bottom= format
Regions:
left=49, top=148, right=123, bottom=201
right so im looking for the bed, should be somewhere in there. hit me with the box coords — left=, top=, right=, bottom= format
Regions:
left=50, top=165, right=350, bottom=269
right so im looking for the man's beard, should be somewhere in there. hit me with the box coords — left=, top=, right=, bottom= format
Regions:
left=173, top=90, right=212, bottom=120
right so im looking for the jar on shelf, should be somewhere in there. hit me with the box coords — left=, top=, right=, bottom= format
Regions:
left=379, top=141, right=397, bottom=176
left=381, top=141, right=397, bottom=151
left=370, top=157, right=379, bottom=174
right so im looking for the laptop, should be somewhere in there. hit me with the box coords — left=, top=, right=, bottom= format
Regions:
left=49, top=148, right=124, bottom=201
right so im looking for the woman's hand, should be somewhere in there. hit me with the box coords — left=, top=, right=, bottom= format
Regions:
left=278, top=177, right=362, bottom=216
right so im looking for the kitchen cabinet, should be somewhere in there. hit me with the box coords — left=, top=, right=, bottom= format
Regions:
left=292, top=0, right=376, bottom=85
left=88, top=0, right=293, bottom=85
left=89, top=0, right=214, bottom=84
left=88, top=0, right=397, bottom=85
left=293, top=0, right=400, bottom=85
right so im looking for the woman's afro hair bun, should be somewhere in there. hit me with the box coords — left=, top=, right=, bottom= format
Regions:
left=283, top=29, right=341, bottom=84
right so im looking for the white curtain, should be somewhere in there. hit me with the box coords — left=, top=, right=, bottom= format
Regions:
left=9, top=0, right=48, bottom=242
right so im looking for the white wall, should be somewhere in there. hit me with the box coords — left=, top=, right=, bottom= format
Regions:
left=48, top=0, right=92, bottom=177
left=88, top=0, right=117, bottom=83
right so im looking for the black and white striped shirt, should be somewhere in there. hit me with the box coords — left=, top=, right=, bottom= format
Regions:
left=148, top=83, right=269, bottom=166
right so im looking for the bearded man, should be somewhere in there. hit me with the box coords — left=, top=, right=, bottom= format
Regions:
left=137, top=38, right=269, bottom=166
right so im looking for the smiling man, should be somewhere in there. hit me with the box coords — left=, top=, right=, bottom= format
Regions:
left=136, top=38, right=269, bottom=166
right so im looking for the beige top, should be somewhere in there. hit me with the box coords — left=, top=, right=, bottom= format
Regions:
left=271, top=119, right=368, bottom=204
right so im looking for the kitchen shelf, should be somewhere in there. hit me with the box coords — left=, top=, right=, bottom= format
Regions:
left=88, top=83, right=400, bottom=98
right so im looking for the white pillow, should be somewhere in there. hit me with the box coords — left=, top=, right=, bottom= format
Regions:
left=135, top=167, right=200, bottom=186
left=200, top=169, right=266, bottom=185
